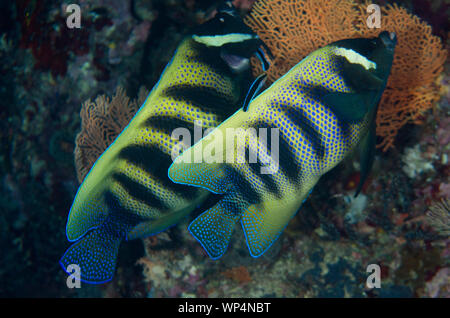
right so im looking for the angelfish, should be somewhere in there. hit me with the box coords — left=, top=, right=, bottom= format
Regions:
left=168, top=32, right=396, bottom=259
left=60, top=1, right=269, bottom=283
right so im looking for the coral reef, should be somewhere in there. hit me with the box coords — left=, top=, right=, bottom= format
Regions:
left=134, top=71, right=449, bottom=298
left=245, top=0, right=359, bottom=83
left=425, top=267, right=449, bottom=298
left=245, top=0, right=447, bottom=151
left=355, top=2, right=448, bottom=151
left=17, top=0, right=90, bottom=76
left=402, top=145, right=435, bottom=178
left=1, top=0, right=448, bottom=298
left=0, top=0, right=225, bottom=297
left=74, top=86, right=148, bottom=183
left=426, top=199, right=450, bottom=237
left=222, top=266, right=252, bottom=285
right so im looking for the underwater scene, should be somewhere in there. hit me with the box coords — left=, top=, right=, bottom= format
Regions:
left=0, top=0, right=449, bottom=298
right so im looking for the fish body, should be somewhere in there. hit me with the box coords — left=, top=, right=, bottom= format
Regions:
left=60, top=2, right=265, bottom=283
left=168, top=32, right=397, bottom=259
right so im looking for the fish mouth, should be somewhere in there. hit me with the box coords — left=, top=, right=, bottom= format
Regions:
left=379, top=31, right=397, bottom=51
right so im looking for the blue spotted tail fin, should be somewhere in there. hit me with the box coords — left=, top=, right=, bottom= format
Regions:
left=59, top=225, right=122, bottom=284
left=189, top=198, right=242, bottom=259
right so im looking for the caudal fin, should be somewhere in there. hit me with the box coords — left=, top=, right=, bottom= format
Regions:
left=60, top=225, right=122, bottom=284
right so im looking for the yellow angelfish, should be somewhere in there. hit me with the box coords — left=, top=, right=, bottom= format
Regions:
left=168, top=32, right=396, bottom=259
left=60, top=1, right=269, bottom=283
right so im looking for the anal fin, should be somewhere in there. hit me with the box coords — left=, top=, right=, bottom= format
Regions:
left=242, top=194, right=309, bottom=257
left=188, top=196, right=243, bottom=259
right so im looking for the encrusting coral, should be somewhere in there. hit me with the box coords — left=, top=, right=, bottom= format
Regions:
left=222, top=266, right=252, bottom=284
left=245, top=0, right=447, bottom=151
left=74, top=86, right=148, bottom=183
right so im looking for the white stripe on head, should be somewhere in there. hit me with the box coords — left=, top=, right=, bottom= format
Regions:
left=334, top=47, right=376, bottom=70
left=192, top=33, right=257, bottom=47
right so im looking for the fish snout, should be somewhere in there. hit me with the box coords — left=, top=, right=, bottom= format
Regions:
left=379, top=31, right=397, bottom=51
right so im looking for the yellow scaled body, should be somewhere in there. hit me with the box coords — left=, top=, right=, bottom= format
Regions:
left=61, top=2, right=264, bottom=283
left=67, top=38, right=244, bottom=241
left=169, top=32, right=396, bottom=259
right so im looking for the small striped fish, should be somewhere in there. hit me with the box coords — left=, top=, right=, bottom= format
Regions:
left=168, top=32, right=396, bottom=259
left=60, top=2, right=267, bottom=283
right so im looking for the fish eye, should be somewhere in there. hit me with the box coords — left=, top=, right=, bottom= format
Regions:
left=220, top=18, right=225, bottom=23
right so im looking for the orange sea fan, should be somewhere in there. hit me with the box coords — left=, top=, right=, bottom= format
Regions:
left=354, top=2, right=447, bottom=151
left=74, top=86, right=148, bottom=183
left=245, top=0, right=360, bottom=83
left=245, top=0, right=447, bottom=151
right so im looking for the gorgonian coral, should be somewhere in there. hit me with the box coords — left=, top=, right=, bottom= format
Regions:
left=354, top=2, right=447, bottom=151
left=245, top=0, right=447, bottom=151
left=245, top=0, right=360, bottom=82
left=74, top=87, right=148, bottom=183
left=426, top=199, right=450, bottom=236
